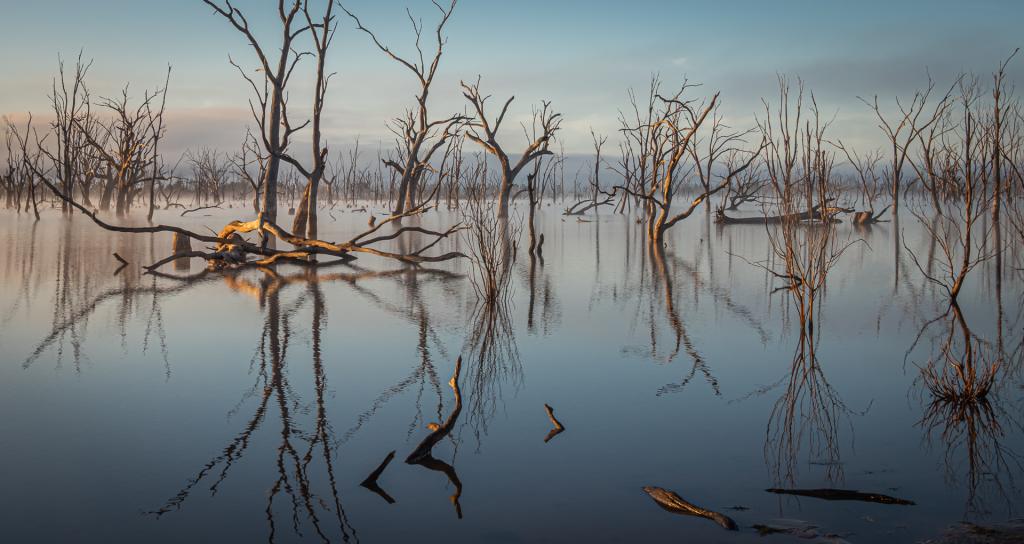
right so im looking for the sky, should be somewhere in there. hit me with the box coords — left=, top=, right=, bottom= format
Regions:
left=1, top=0, right=1022, bottom=160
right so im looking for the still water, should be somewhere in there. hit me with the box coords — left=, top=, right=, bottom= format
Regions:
left=0, top=203, right=1021, bottom=543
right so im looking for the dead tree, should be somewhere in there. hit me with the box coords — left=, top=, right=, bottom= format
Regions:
left=44, top=52, right=92, bottom=214
left=754, top=77, right=858, bottom=329
left=834, top=143, right=890, bottom=224
left=688, top=101, right=758, bottom=209
left=461, top=77, right=561, bottom=219
left=464, top=191, right=519, bottom=304
left=564, top=129, right=615, bottom=215
left=35, top=164, right=467, bottom=272
left=229, top=128, right=267, bottom=214
left=203, top=0, right=312, bottom=229
left=860, top=75, right=948, bottom=214
left=526, top=137, right=561, bottom=255
left=719, top=155, right=765, bottom=210
left=286, top=0, right=337, bottom=240
left=146, top=66, right=171, bottom=221
left=5, top=115, right=47, bottom=219
left=614, top=77, right=760, bottom=245
left=344, top=0, right=466, bottom=217
left=76, top=83, right=166, bottom=215
left=904, top=76, right=1000, bottom=303
left=185, top=147, right=228, bottom=205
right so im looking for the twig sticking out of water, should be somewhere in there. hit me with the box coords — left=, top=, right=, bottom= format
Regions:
left=543, top=403, right=565, bottom=443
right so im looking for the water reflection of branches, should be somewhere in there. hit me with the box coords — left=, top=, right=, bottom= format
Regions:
left=763, top=327, right=855, bottom=485
left=463, top=299, right=521, bottom=440
left=150, top=276, right=357, bottom=543
left=913, top=303, right=1023, bottom=517
left=648, top=243, right=720, bottom=396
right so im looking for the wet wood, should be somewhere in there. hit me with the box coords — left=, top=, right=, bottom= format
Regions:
left=715, top=207, right=846, bottom=225
left=180, top=203, right=222, bottom=216
left=643, top=486, right=738, bottom=530
left=171, top=232, right=192, bottom=254
left=407, top=356, right=462, bottom=463
left=766, top=488, right=915, bottom=505
left=359, top=450, right=397, bottom=504
left=853, top=205, right=891, bottom=225
left=405, top=356, right=464, bottom=518
left=543, top=403, right=565, bottom=443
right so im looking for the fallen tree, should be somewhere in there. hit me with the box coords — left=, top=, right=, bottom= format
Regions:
left=27, top=159, right=467, bottom=272
left=715, top=201, right=851, bottom=225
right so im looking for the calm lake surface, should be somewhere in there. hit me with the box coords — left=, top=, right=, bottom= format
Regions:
left=1, top=203, right=1021, bottom=543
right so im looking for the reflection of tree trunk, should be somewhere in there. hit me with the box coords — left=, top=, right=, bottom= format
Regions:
left=893, top=209, right=900, bottom=291
left=649, top=244, right=720, bottom=396
left=527, top=253, right=537, bottom=332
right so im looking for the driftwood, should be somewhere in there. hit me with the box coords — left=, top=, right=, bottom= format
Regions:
left=32, top=173, right=466, bottom=271
left=643, top=486, right=738, bottom=530
left=563, top=191, right=615, bottom=216
left=852, top=204, right=891, bottom=225
left=359, top=450, right=397, bottom=504
left=406, top=356, right=464, bottom=518
left=543, top=403, right=565, bottom=443
left=766, top=488, right=915, bottom=505
left=715, top=204, right=850, bottom=225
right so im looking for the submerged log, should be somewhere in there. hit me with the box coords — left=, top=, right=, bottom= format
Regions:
left=766, top=488, right=915, bottom=505
left=643, top=486, right=738, bottom=530
left=715, top=201, right=852, bottom=225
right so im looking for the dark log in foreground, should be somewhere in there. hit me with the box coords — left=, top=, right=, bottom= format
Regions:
left=643, top=486, right=738, bottom=530
left=359, top=450, right=397, bottom=504
left=543, top=403, right=565, bottom=443
left=766, top=488, right=915, bottom=505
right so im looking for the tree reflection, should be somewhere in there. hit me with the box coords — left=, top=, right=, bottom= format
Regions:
left=149, top=269, right=357, bottom=543
left=912, top=303, right=1023, bottom=517
left=763, top=326, right=852, bottom=485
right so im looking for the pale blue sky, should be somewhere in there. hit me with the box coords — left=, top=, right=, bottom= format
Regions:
left=2, top=0, right=1021, bottom=156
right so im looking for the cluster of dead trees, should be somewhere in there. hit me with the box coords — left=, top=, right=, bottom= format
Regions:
left=3, top=54, right=171, bottom=220
left=2, top=1, right=1022, bottom=305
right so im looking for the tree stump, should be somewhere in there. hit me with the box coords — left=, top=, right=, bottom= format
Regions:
left=172, top=232, right=192, bottom=254
left=853, top=211, right=874, bottom=225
